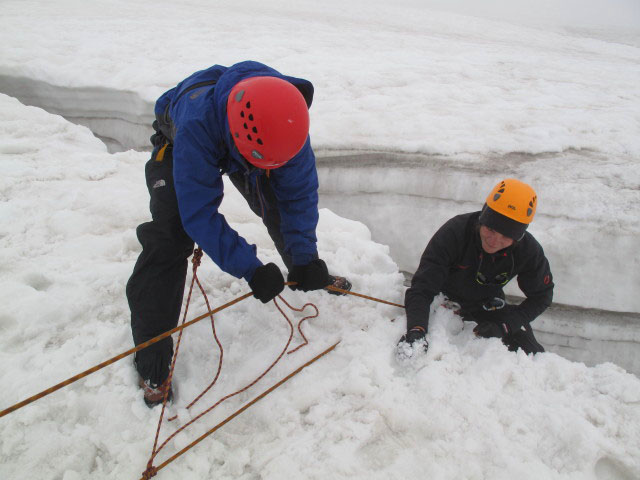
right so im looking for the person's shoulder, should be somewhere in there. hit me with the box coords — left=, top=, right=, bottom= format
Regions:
left=516, top=230, right=546, bottom=256
left=432, top=211, right=478, bottom=244
left=442, top=211, right=480, bottom=231
left=175, top=65, right=227, bottom=90
left=226, top=61, right=276, bottom=76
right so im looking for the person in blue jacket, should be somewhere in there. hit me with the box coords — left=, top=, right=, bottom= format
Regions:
left=126, top=61, right=350, bottom=407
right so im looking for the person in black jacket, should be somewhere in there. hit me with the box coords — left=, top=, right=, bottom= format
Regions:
left=398, top=178, right=553, bottom=359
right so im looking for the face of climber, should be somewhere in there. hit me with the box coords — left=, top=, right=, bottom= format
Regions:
left=479, top=225, right=514, bottom=254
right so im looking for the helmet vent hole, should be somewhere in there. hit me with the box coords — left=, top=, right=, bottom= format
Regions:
left=240, top=111, right=245, bottom=118
left=246, top=101, right=251, bottom=109
left=252, top=126, right=258, bottom=133
left=243, top=123, right=248, bottom=129
left=257, top=138, right=263, bottom=145
left=247, top=134, right=252, bottom=141
left=248, top=114, right=254, bottom=121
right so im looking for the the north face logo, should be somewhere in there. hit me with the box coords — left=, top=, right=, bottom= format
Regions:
left=153, top=179, right=166, bottom=189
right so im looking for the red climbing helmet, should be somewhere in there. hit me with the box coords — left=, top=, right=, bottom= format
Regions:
left=227, top=76, right=310, bottom=169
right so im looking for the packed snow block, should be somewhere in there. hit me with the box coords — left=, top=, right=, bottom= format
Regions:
left=316, top=151, right=640, bottom=315
left=534, top=306, right=640, bottom=375
left=0, top=75, right=155, bottom=152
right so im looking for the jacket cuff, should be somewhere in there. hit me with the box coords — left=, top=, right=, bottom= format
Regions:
left=242, top=257, right=264, bottom=282
left=502, top=307, right=528, bottom=332
left=291, top=251, right=318, bottom=266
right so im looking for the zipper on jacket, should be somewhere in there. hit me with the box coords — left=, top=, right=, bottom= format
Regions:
left=173, top=79, right=218, bottom=104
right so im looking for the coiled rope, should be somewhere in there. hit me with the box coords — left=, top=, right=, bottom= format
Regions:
left=142, top=250, right=322, bottom=477
left=139, top=341, right=339, bottom=480
left=0, top=274, right=402, bottom=419
left=0, top=249, right=405, bottom=479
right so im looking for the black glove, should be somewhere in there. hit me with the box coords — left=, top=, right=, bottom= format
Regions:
left=491, top=304, right=527, bottom=331
left=248, top=263, right=285, bottom=303
left=287, top=259, right=331, bottom=292
left=396, top=327, right=428, bottom=361
left=400, top=327, right=427, bottom=345
left=473, top=321, right=509, bottom=338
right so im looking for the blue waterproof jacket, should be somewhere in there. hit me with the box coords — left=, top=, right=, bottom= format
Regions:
left=154, top=61, right=319, bottom=282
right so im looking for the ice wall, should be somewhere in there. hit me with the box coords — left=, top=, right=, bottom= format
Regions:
left=533, top=304, right=640, bottom=375
left=1, top=78, right=638, bottom=374
left=0, top=75, right=154, bottom=152
left=316, top=152, right=640, bottom=313
left=2, top=77, right=638, bottom=313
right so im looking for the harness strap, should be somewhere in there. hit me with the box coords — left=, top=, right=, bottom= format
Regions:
left=155, top=143, right=169, bottom=163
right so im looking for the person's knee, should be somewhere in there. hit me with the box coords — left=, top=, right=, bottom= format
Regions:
left=136, top=220, right=193, bottom=258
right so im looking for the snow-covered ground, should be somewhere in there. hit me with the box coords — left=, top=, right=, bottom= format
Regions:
left=1, top=1, right=640, bottom=478
left=2, top=93, right=640, bottom=480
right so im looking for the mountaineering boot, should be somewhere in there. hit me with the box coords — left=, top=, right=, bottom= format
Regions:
left=327, top=275, right=352, bottom=296
left=138, top=376, right=173, bottom=408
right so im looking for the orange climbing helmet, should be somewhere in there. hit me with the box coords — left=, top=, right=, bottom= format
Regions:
left=479, top=179, right=537, bottom=240
left=227, top=76, right=310, bottom=169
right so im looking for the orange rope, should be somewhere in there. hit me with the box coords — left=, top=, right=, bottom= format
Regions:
left=275, top=295, right=319, bottom=354
left=0, top=290, right=253, bottom=419
left=0, top=283, right=401, bottom=419
left=145, top=294, right=296, bottom=469
left=142, top=250, right=323, bottom=477
left=326, top=284, right=405, bottom=309
left=145, top=249, right=206, bottom=472
left=139, top=341, right=340, bottom=480
left=165, top=255, right=224, bottom=421
left=0, top=240, right=405, bottom=478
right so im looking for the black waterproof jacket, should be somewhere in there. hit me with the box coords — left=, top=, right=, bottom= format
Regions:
left=405, top=211, right=554, bottom=333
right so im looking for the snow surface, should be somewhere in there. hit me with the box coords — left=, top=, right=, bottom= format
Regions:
left=1, top=93, right=640, bottom=479
left=1, top=1, right=640, bottom=478
left=2, top=0, right=639, bottom=156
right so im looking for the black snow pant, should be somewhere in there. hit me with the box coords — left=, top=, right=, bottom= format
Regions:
left=464, top=308, right=545, bottom=355
left=126, top=131, right=295, bottom=386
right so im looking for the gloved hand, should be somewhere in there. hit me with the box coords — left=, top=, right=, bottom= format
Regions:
left=396, top=327, right=429, bottom=361
left=400, top=327, right=428, bottom=345
left=248, top=263, right=285, bottom=303
left=287, top=259, right=331, bottom=292
left=473, top=321, right=509, bottom=338
left=491, top=304, right=527, bottom=331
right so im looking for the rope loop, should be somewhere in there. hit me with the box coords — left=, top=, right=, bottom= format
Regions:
left=274, top=295, right=319, bottom=355
left=0, top=279, right=402, bottom=421
left=0, top=243, right=406, bottom=480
